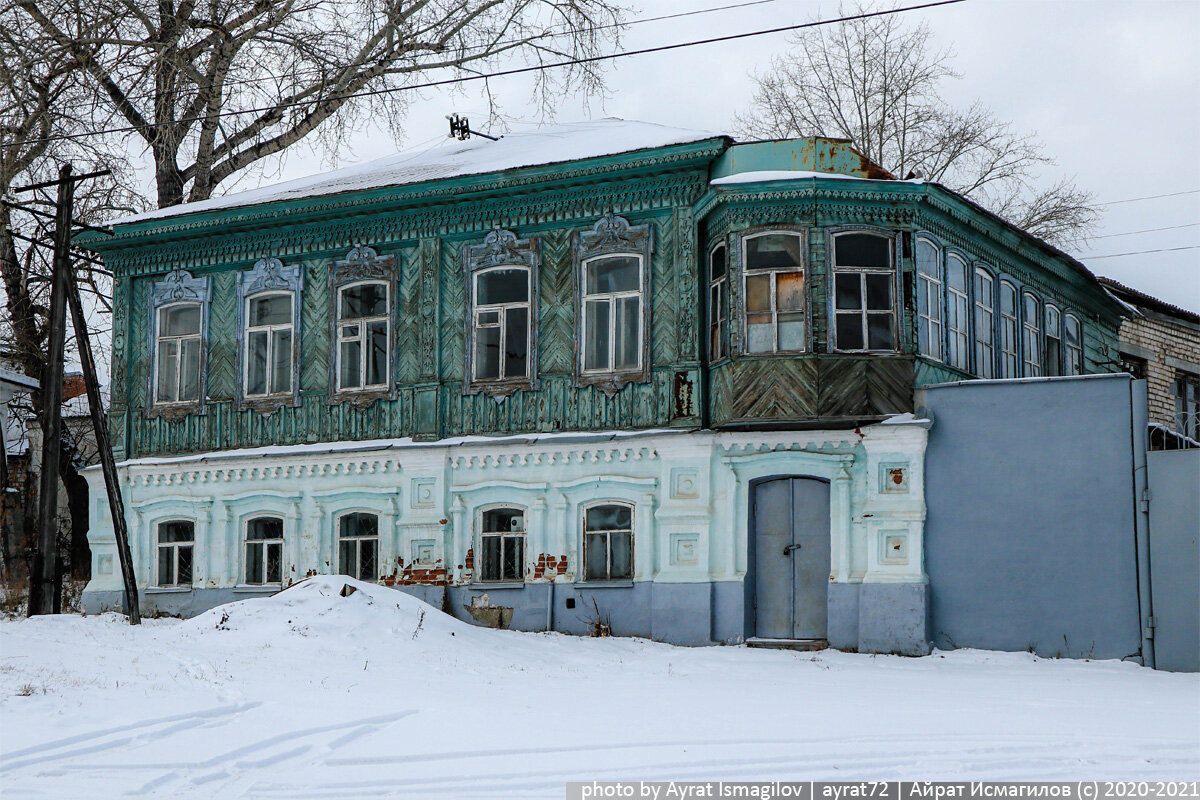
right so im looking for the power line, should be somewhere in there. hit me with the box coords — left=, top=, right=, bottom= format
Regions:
left=1097, top=189, right=1200, bottom=206
left=1085, top=245, right=1200, bottom=260
left=1092, top=222, right=1200, bottom=239
left=10, top=0, right=966, bottom=150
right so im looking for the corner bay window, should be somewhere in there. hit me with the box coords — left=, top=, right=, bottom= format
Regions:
left=338, top=512, right=379, bottom=581
left=480, top=507, right=525, bottom=583
left=155, top=303, right=202, bottom=403
left=157, top=520, right=194, bottom=587
left=999, top=281, right=1019, bottom=378
left=245, top=293, right=293, bottom=397
left=583, top=503, right=633, bottom=582
left=946, top=253, right=970, bottom=370
left=1022, top=291, right=1042, bottom=376
left=833, top=232, right=895, bottom=351
left=244, top=517, right=283, bottom=585
left=337, top=282, right=388, bottom=391
left=743, top=232, right=805, bottom=353
left=1044, top=305, right=1063, bottom=377
left=472, top=267, right=529, bottom=382
left=708, top=243, right=730, bottom=360
left=582, top=255, right=643, bottom=373
left=974, top=268, right=995, bottom=378
left=1065, top=314, right=1084, bottom=375
left=916, top=238, right=943, bottom=360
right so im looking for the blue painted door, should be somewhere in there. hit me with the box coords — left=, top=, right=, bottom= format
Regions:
left=754, top=477, right=831, bottom=639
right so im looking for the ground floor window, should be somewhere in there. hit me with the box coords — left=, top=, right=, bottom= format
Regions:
left=157, top=520, right=194, bottom=587
left=245, top=517, right=283, bottom=585
left=583, top=503, right=633, bottom=581
left=479, top=507, right=525, bottom=582
left=338, top=512, right=379, bottom=581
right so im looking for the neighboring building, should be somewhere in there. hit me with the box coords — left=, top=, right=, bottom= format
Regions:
left=77, top=120, right=1125, bottom=652
left=1, top=365, right=39, bottom=572
left=1100, top=277, right=1200, bottom=446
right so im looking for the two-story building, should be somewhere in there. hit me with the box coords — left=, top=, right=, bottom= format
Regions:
left=78, top=119, right=1124, bottom=653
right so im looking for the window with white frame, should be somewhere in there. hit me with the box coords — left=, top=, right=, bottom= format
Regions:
left=1022, top=290, right=1042, bottom=376
left=743, top=232, right=805, bottom=354
left=244, top=517, right=283, bottom=585
left=479, top=507, right=525, bottom=583
left=338, top=512, right=379, bottom=581
left=156, top=520, right=194, bottom=587
left=155, top=303, right=203, bottom=403
left=1044, top=304, right=1063, bottom=377
left=832, top=232, right=895, bottom=351
left=472, top=267, right=530, bottom=382
left=974, top=268, right=995, bottom=378
left=245, top=293, right=294, bottom=397
left=1064, top=313, right=1084, bottom=375
left=708, top=242, right=730, bottom=361
left=946, top=253, right=971, bottom=370
left=582, top=255, right=643, bottom=373
left=337, top=282, right=389, bottom=391
left=999, top=281, right=1019, bottom=378
left=915, top=237, right=943, bottom=360
left=583, top=503, right=633, bottom=582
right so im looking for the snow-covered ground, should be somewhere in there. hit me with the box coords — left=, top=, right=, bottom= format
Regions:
left=1, top=577, right=1196, bottom=798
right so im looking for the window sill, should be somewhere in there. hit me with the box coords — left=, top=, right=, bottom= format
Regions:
left=573, top=580, right=634, bottom=589
left=232, top=584, right=281, bottom=593
left=468, top=582, right=525, bottom=590
left=146, top=586, right=192, bottom=594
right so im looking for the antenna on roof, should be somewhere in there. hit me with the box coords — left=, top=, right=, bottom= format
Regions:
left=447, top=114, right=500, bottom=142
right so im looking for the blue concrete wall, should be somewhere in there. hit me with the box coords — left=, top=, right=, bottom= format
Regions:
left=1147, top=449, right=1200, bottom=672
left=917, top=375, right=1144, bottom=661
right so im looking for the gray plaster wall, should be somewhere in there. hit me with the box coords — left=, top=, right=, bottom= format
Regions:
left=1147, top=448, right=1200, bottom=672
left=827, top=582, right=929, bottom=655
left=918, top=374, right=1144, bottom=661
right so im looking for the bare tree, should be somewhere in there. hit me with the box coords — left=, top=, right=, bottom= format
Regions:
left=15, top=0, right=627, bottom=209
left=735, top=2, right=1098, bottom=248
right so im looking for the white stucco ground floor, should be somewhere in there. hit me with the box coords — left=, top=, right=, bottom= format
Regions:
left=83, top=419, right=932, bottom=653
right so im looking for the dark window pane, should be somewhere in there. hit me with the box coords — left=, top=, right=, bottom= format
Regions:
left=475, top=324, right=500, bottom=380
left=177, top=546, right=193, bottom=585
left=865, top=274, right=892, bottom=310
left=360, top=539, right=377, bottom=581
left=867, top=313, right=894, bottom=350
left=585, top=533, right=608, bottom=581
left=502, top=536, right=523, bottom=581
left=746, top=233, right=802, bottom=270
left=586, top=257, right=639, bottom=294
left=835, top=233, right=891, bottom=268
left=1045, top=337, right=1062, bottom=376
left=585, top=504, right=632, bottom=531
left=837, top=313, right=864, bottom=350
left=481, top=535, right=501, bottom=582
left=158, top=547, right=173, bottom=586
left=247, top=518, right=282, bottom=540
left=476, top=268, right=528, bottom=305
left=156, top=340, right=178, bottom=402
left=246, top=542, right=263, bottom=584
left=247, top=331, right=268, bottom=395
left=482, top=508, right=524, bottom=533
left=339, top=540, right=355, bottom=576
left=340, top=513, right=378, bottom=538
left=340, top=283, right=387, bottom=318
left=339, top=340, right=361, bottom=389
left=745, top=274, right=771, bottom=313
left=161, top=521, right=194, bottom=542
left=584, top=300, right=610, bottom=371
left=250, top=294, right=291, bottom=327
left=610, top=532, right=632, bottom=580
left=710, top=244, right=727, bottom=280
left=367, top=321, right=388, bottom=386
left=266, top=542, right=282, bottom=584
left=835, top=274, right=862, bottom=310
left=504, top=306, right=528, bottom=378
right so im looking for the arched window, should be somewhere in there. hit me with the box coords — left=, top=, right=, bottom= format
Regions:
left=946, top=253, right=971, bottom=371
left=973, top=268, right=995, bottom=378
left=1022, top=290, right=1042, bottom=377
left=472, top=266, right=530, bottom=382
left=999, top=281, right=1019, bottom=378
left=338, top=512, right=379, bottom=581
left=1044, top=304, right=1063, bottom=377
left=832, top=231, right=895, bottom=352
left=583, top=503, right=633, bottom=582
left=708, top=242, right=730, bottom=361
left=743, top=231, right=806, bottom=354
left=1064, top=313, right=1084, bottom=375
left=156, top=520, right=194, bottom=587
left=245, top=293, right=294, bottom=397
left=479, top=507, right=526, bottom=583
left=336, top=281, right=389, bottom=391
left=915, top=237, right=943, bottom=360
left=244, top=517, right=284, bottom=585
left=155, top=303, right=203, bottom=403
left=582, top=255, right=644, bottom=373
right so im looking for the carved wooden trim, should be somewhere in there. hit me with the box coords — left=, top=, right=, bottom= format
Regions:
left=236, top=257, right=304, bottom=414
left=145, top=267, right=211, bottom=420
left=327, top=244, right=399, bottom=408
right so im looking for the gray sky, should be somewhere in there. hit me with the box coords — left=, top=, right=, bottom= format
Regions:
left=212, top=0, right=1200, bottom=313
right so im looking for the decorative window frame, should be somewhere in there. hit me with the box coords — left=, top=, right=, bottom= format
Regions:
left=328, top=244, right=398, bottom=407
left=914, top=233, right=944, bottom=362
left=735, top=226, right=810, bottom=356
left=1044, top=302, right=1064, bottom=377
left=580, top=500, right=636, bottom=583
left=242, top=514, right=285, bottom=586
left=147, top=267, right=211, bottom=419
left=334, top=509, right=382, bottom=582
left=1020, top=287, right=1043, bottom=377
left=824, top=225, right=902, bottom=354
left=154, top=518, right=196, bottom=588
left=997, top=277, right=1021, bottom=379
left=476, top=502, right=529, bottom=585
left=1064, top=312, right=1085, bottom=376
left=236, top=257, right=303, bottom=413
left=944, top=248, right=972, bottom=372
left=461, top=228, right=540, bottom=398
left=707, top=238, right=730, bottom=364
left=573, top=213, right=653, bottom=394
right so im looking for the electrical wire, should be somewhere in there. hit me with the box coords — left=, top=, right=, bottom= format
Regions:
left=1091, top=222, right=1199, bottom=239
left=1084, top=245, right=1200, bottom=260
left=1097, top=189, right=1200, bottom=206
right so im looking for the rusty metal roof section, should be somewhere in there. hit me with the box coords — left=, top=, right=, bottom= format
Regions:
left=1098, top=277, right=1200, bottom=325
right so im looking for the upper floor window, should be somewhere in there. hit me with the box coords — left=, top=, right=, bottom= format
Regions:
left=244, top=516, right=283, bottom=585
left=156, top=520, right=194, bottom=588
left=1173, top=372, right=1199, bottom=439
left=832, top=231, right=895, bottom=352
left=999, top=280, right=1019, bottom=378
left=245, top=293, right=294, bottom=397
left=974, top=268, right=995, bottom=379
left=1044, top=304, right=1063, bottom=377
left=743, top=231, right=805, bottom=354
left=582, top=255, right=644, bottom=374
left=946, top=253, right=971, bottom=371
left=338, top=512, right=379, bottom=581
left=583, top=503, right=633, bottom=582
left=479, top=507, right=525, bottom=583
left=1064, top=313, right=1084, bottom=375
left=1021, top=290, right=1042, bottom=376
left=155, top=303, right=202, bottom=404
left=337, top=281, right=389, bottom=391
left=473, top=267, right=530, bottom=382
left=915, top=238, right=943, bottom=361
left=708, top=242, right=730, bottom=361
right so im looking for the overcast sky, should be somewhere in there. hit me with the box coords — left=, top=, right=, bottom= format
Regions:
left=204, top=0, right=1200, bottom=313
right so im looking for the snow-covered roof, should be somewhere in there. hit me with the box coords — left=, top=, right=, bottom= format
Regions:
left=110, top=119, right=723, bottom=226
left=711, top=170, right=872, bottom=186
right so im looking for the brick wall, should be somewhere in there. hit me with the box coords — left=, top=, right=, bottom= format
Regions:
left=1118, top=313, right=1200, bottom=431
